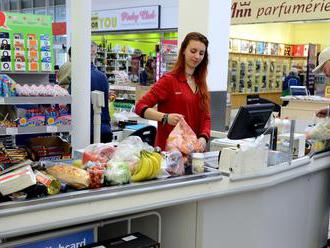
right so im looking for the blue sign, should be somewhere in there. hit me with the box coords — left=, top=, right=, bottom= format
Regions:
left=15, top=228, right=95, bottom=248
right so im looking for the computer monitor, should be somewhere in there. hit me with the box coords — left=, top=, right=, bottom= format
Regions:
left=290, top=86, right=308, bottom=96
left=227, top=103, right=274, bottom=140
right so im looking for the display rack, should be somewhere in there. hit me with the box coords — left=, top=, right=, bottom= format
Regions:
left=158, top=40, right=177, bottom=78
left=228, top=38, right=318, bottom=108
left=95, top=49, right=130, bottom=83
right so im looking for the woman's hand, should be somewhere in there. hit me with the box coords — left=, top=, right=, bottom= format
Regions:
left=196, top=137, right=207, bottom=152
left=167, top=113, right=184, bottom=126
left=316, top=107, right=329, bottom=118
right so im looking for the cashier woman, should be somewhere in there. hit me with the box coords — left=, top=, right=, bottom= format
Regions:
left=135, top=32, right=211, bottom=151
left=313, top=47, right=330, bottom=117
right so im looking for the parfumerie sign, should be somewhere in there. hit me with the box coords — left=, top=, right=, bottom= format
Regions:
left=92, top=6, right=160, bottom=32
left=231, top=0, right=330, bottom=24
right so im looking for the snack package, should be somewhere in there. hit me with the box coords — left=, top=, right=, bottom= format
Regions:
left=162, top=151, right=184, bottom=176
left=82, top=143, right=117, bottom=165
left=166, top=118, right=203, bottom=154
left=46, top=164, right=90, bottom=189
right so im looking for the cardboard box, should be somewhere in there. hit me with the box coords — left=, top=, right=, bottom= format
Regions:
left=84, top=232, right=160, bottom=248
left=26, top=136, right=71, bottom=161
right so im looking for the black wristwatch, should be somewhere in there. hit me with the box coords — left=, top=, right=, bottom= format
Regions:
left=161, top=113, right=169, bottom=126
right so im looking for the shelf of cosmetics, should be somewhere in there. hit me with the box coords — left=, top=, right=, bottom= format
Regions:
left=227, top=55, right=307, bottom=94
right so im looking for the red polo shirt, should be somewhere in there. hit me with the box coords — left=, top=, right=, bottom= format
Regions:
left=135, top=72, right=211, bottom=150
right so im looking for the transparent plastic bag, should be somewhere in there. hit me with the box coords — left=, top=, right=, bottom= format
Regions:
left=166, top=118, right=203, bottom=154
left=305, top=118, right=330, bottom=140
left=82, top=143, right=117, bottom=165
left=161, top=151, right=185, bottom=176
left=110, top=136, right=153, bottom=175
left=104, top=161, right=131, bottom=185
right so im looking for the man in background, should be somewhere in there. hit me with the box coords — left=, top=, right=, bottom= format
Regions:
left=58, top=42, right=113, bottom=143
left=90, top=41, right=113, bottom=143
left=282, top=68, right=301, bottom=96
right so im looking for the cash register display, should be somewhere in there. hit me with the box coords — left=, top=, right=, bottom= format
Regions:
left=227, top=103, right=274, bottom=140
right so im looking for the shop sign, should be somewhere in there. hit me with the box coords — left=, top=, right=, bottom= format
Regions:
left=92, top=6, right=160, bottom=32
left=231, top=0, right=330, bottom=24
left=14, top=228, right=95, bottom=248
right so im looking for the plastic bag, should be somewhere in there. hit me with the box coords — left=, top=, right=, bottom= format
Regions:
left=110, top=136, right=153, bottom=175
left=161, top=151, right=185, bottom=176
left=82, top=143, right=117, bottom=165
left=166, top=118, right=203, bottom=154
left=87, top=164, right=106, bottom=189
left=305, top=118, right=330, bottom=140
left=104, top=161, right=131, bottom=185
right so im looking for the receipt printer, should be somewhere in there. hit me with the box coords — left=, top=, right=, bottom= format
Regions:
left=219, top=144, right=268, bottom=174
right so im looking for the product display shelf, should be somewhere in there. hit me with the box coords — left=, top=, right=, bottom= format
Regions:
left=0, top=96, right=72, bottom=105
left=228, top=53, right=290, bottom=94
left=96, top=49, right=130, bottom=78
left=0, top=125, right=71, bottom=136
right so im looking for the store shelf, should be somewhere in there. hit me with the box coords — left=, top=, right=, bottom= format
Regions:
left=110, top=85, right=136, bottom=91
left=0, top=71, right=54, bottom=75
left=0, top=96, right=72, bottom=105
left=229, top=52, right=307, bottom=59
left=0, top=125, right=71, bottom=136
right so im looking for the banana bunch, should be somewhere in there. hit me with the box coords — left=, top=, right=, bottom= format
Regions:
left=131, top=150, right=162, bottom=182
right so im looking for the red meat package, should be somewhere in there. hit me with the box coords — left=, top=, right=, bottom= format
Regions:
left=165, top=118, right=203, bottom=154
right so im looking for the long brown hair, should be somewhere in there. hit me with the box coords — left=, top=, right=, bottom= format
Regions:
left=171, top=32, right=210, bottom=111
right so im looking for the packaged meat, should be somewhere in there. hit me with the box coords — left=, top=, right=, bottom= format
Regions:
left=46, top=164, right=90, bottom=189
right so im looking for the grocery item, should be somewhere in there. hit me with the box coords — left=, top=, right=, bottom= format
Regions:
left=34, top=169, right=61, bottom=195
left=0, top=165, right=36, bottom=195
left=191, top=153, right=205, bottom=174
left=88, top=165, right=105, bottom=188
left=162, top=151, right=184, bottom=176
left=131, top=150, right=162, bottom=182
left=110, top=136, right=152, bottom=175
left=166, top=118, right=203, bottom=155
left=46, top=164, right=90, bottom=189
left=105, top=162, right=131, bottom=185
left=82, top=143, right=116, bottom=165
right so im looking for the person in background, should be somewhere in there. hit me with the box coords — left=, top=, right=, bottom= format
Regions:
left=135, top=32, right=211, bottom=151
left=57, top=47, right=71, bottom=91
left=90, top=41, right=113, bottom=143
left=282, top=68, right=301, bottom=96
left=140, top=57, right=156, bottom=85
left=129, top=56, right=141, bottom=83
left=313, top=47, right=330, bottom=117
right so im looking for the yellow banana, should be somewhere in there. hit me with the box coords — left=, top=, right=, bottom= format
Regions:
left=148, top=153, right=160, bottom=178
left=131, top=155, right=150, bottom=182
left=151, top=152, right=162, bottom=177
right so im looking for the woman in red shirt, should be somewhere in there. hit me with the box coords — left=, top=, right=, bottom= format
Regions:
left=135, top=32, right=211, bottom=151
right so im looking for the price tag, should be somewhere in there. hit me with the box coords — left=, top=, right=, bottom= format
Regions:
left=46, top=125, right=57, bottom=133
left=6, top=127, right=18, bottom=135
left=0, top=98, right=5, bottom=104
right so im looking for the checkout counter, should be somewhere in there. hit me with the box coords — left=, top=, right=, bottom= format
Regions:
left=1, top=104, right=330, bottom=248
